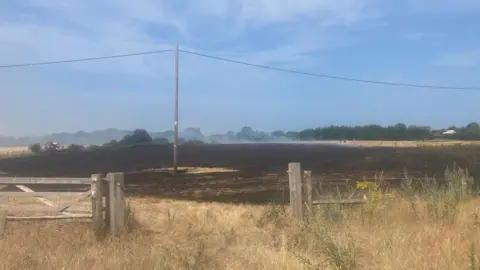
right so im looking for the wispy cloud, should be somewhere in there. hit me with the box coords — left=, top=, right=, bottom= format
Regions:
left=433, top=50, right=480, bottom=67
left=408, top=0, right=480, bottom=14
left=0, top=0, right=380, bottom=74
left=401, top=32, right=444, bottom=41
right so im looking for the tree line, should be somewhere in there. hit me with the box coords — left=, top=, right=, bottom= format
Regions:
left=288, top=123, right=480, bottom=141
left=235, top=123, right=480, bottom=141
left=28, top=129, right=171, bottom=154
left=28, top=122, right=480, bottom=153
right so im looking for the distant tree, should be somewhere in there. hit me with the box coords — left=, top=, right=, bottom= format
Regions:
left=389, top=123, right=408, bottom=140
left=67, top=144, right=84, bottom=152
left=120, top=129, right=152, bottom=145
left=456, top=122, right=480, bottom=140
left=103, top=139, right=119, bottom=148
left=226, top=131, right=236, bottom=141
left=43, top=142, right=60, bottom=153
left=183, top=127, right=204, bottom=141
left=28, top=143, right=42, bottom=154
left=294, top=124, right=434, bottom=141
left=158, top=130, right=174, bottom=141
left=271, top=130, right=286, bottom=138
left=87, top=144, right=101, bottom=150
left=285, top=131, right=299, bottom=140
left=183, top=140, right=205, bottom=146
left=153, top=137, right=170, bottom=145
left=237, top=126, right=254, bottom=140
left=298, top=128, right=317, bottom=140
left=407, top=125, right=433, bottom=140
left=164, top=130, right=174, bottom=137
left=466, top=122, right=480, bottom=132
left=236, top=126, right=271, bottom=141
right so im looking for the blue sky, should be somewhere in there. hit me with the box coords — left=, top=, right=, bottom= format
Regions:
left=1, top=0, right=480, bottom=136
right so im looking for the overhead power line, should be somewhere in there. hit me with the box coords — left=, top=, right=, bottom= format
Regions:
left=0, top=46, right=478, bottom=91
left=0, top=49, right=173, bottom=69
left=180, top=49, right=480, bottom=91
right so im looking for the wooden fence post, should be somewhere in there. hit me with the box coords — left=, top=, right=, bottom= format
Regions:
left=107, top=173, right=116, bottom=233
left=107, top=172, right=126, bottom=234
left=304, top=170, right=312, bottom=212
left=0, top=210, right=6, bottom=235
left=288, top=163, right=303, bottom=219
left=104, top=177, right=111, bottom=228
left=91, top=174, right=104, bottom=233
left=115, top=173, right=126, bottom=233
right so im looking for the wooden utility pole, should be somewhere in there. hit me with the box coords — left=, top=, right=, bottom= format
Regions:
left=173, top=45, right=179, bottom=174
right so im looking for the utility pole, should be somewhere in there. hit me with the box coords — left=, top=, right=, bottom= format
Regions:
left=173, top=45, right=179, bottom=175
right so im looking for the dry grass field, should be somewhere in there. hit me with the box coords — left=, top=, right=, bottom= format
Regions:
left=0, top=139, right=479, bottom=158
left=415, top=140, right=480, bottom=147
left=2, top=168, right=480, bottom=270
left=343, top=140, right=480, bottom=148
left=0, top=146, right=30, bottom=158
left=0, top=140, right=480, bottom=157
left=2, top=196, right=480, bottom=269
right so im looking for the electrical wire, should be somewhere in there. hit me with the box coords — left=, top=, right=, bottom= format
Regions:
left=0, top=46, right=478, bottom=91
left=180, top=49, right=480, bottom=91
left=0, top=49, right=174, bottom=68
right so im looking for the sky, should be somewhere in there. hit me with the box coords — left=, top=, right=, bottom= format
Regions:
left=0, top=0, right=480, bottom=136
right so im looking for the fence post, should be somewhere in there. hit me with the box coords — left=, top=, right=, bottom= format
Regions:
left=304, top=170, right=312, bottom=212
left=104, top=177, right=111, bottom=229
left=107, top=172, right=126, bottom=234
left=91, top=174, right=104, bottom=234
left=0, top=210, right=6, bottom=235
left=114, top=173, right=126, bottom=233
left=288, top=163, right=303, bottom=219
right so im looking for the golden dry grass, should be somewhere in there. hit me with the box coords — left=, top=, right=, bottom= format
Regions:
left=415, top=140, right=480, bottom=148
left=0, top=146, right=31, bottom=157
left=0, top=140, right=478, bottom=158
left=1, top=195, right=480, bottom=270
left=343, top=140, right=480, bottom=148
left=144, top=166, right=238, bottom=174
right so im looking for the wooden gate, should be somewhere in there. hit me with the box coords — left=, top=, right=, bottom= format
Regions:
left=0, top=176, right=92, bottom=219
left=0, top=173, right=126, bottom=234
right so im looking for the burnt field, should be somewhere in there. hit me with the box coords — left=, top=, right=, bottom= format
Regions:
left=1, top=143, right=479, bottom=204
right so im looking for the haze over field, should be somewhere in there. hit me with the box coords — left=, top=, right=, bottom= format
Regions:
left=0, top=122, right=479, bottom=147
